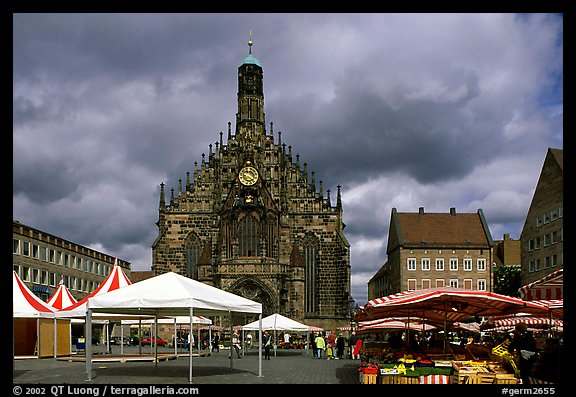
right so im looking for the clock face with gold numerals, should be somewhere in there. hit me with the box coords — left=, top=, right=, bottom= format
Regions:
left=239, top=166, right=258, bottom=186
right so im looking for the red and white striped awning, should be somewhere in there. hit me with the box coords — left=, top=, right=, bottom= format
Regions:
left=519, top=268, right=563, bottom=300
left=359, top=287, right=548, bottom=324
left=57, top=259, right=131, bottom=317
left=13, top=271, right=55, bottom=318
left=357, top=317, right=436, bottom=332
left=491, top=316, right=563, bottom=328
left=46, top=277, right=78, bottom=310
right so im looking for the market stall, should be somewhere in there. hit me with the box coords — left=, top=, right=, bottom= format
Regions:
left=355, top=287, right=549, bottom=384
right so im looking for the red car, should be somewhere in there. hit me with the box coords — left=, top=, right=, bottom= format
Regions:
left=139, top=336, right=168, bottom=346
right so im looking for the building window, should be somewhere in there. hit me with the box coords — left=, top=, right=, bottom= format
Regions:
left=41, top=270, right=48, bottom=285
left=535, top=237, right=541, bottom=250
left=463, top=258, right=473, bottom=271
left=49, top=272, right=56, bottom=287
left=477, top=279, right=487, bottom=291
left=449, top=258, right=458, bottom=271
left=435, top=258, right=444, bottom=271
left=23, top=241, right=30, bottom=257
left=422, top=279, right=431, bottom=289
left=552, top=254, right=558, bottom=267
left=534, top=259, right=541, bottom=271
left=477, top=258, right=487, bottom=271
left=528, top=239, right=535, bottom=251
left=463, top=279, right=473, bottom=289
left=435, top=279, right=445, bottom=288
left=421, top=258, right=431, bottom=271
left=528, top=261, right=534, bottom=273
left=407, top=258, right=416, bottom=271
left=185, top=233, right=202, bottom=279
left=544, top=256, right=551, bottom=269
left=32, top=268, right=39, bottom=284
left=13, top=238, right=20, bottom=255
left=239, top=216, right=260, bottom=257
left=407, top=279, right=417, bottom=291
left=544, top=212, right=550, bottom=224
left=544, top=233, right=551, bottom=247
left=551, top=210, right=557, bottom=221
left=551, top=230, right=558, bottom=244
left=537, top=216, right=542, bottom=227
left=303, top=233, right=319, bottom=314
left=449, top=279, right=458, bottom=288
left=40, top=247, right=47, bottom=261
left=22, top=266, right=30, bottom=281
left=32, top=244, right=39, bottom=259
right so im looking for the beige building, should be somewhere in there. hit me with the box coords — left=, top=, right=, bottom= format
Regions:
left=493, top=233, right=521, bottom=267
left=151, top=41, right=351, bottom=330
left=368, top=207, right=494, bottom=299
left=12, top=220, right=131, bottom=302
left=520, top=148, right=563, bottom=286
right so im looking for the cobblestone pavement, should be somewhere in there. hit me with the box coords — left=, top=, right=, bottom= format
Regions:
left=13, top=346, right=361, bottom=385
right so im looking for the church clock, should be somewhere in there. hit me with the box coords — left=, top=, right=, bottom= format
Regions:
left=239, top=164, right=259, bottom=186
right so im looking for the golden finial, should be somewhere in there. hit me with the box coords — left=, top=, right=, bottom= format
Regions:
left=248, top=30, right=253, bottom=54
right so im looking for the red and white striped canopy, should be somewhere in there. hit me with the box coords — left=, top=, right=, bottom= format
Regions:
left=46, top=278, right=78, bottom=310
left=519, top=268, right=563, bottom=300
left=359, top=287, right=548, bottom=324
left=357, top=317, right=436, bottom=332
left=13, top=271, right=55, bottom=318
left=490, top=316, right=563, bottom=328
left=57, top=260, right=131, bottom=317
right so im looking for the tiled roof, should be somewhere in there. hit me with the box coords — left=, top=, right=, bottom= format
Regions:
left=396, top=210, right=490, bottom=247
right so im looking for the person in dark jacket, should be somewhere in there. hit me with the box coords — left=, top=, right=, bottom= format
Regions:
left=336, top=334, right=345, bottom=359
left=508, top=322, right=537, bottom=384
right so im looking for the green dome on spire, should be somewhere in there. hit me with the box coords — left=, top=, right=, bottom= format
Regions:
left=240, top=53, right=262, bottom=68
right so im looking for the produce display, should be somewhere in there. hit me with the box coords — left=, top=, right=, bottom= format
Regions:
left=358, top=346, right=518, bottom=384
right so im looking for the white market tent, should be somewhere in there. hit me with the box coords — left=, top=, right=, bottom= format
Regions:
left=85, top=272, right=263, bottom=382
left=13, top=271, right=70, bottom=358
left=243, top=313, right=310, bottom=356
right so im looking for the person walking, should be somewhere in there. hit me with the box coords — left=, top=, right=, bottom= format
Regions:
left=212, top=333, right=220, bottom=352
left=229, top=331, right=241, bottom=359
left=508, top=322, right=537, bottom=384
left=336, top=334, right=345, bottom=359
left=349, top=332, right=358, bottom=359
left=314, top=333, right=326, bottom=359
left=263, top=331, right=271, bottom=360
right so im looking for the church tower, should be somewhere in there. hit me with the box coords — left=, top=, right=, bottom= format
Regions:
left=152, top=36, right=351, bottom=330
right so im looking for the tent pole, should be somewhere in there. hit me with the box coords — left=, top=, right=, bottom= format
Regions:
left=121, top=322, right=124, bottom=356
left=229, top=311, right=233, bottom=370
left=53, top=317, right=57, bottom=358
left=258, top=313, right=262, bottom=377
left=154, top=314, right=158, bottom=367
left=138, top=320, right=142, bottom=355
left=189, top=307, right=193, bottom=384
left=86, top=304, right=92, bottom=382
left=174, top=317, right=177, bottom=357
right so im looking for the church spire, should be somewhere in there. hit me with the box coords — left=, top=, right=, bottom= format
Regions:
left=236, top=32, right=265, bottom=148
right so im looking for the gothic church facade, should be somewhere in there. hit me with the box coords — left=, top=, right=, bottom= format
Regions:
left=152, top=41, right=351, bottom=330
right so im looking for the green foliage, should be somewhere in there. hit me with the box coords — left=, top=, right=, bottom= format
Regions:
left=493, top=264, right=522, bottom=297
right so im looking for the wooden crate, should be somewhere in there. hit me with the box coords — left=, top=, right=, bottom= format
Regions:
left=465, top=373, right=495, bottom=384
left=363, top=374, right=378, bottom=384
left=494, top=374, right=519, bottom=384
left=398, top=376, right=420, bottom=384
left=379, top=375, right=398, bottom=384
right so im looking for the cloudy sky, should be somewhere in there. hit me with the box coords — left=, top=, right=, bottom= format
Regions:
left=13, top=13, right=563, bottom=305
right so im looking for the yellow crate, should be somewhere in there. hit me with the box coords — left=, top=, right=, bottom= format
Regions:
left=465, top=374, right=495, bottom=384
left=379, top=375, right=398, bottom=384
left=398, top=376, right=419, bottom=384
left=363, top=374, right=377, bottom=384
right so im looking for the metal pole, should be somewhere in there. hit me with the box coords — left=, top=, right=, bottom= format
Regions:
left=53, top=317, right=57, bottom=358
left=174, top=318, right=177, bottom=357
left=189, top=307, right=193, bottom=383
left=229, top=311, right=233, bottom=370
left=258, top=313, right=262, bottom=377
left=86, top=304, right=92, bottom=382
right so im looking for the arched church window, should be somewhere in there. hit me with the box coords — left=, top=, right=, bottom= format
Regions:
left=185, top=233, right=202, bottom=279
left=266, top=218, right=277, bottom=258
left=239, top=216, right=259, bottom=257
left=303, top=233, right=319, bottom=314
